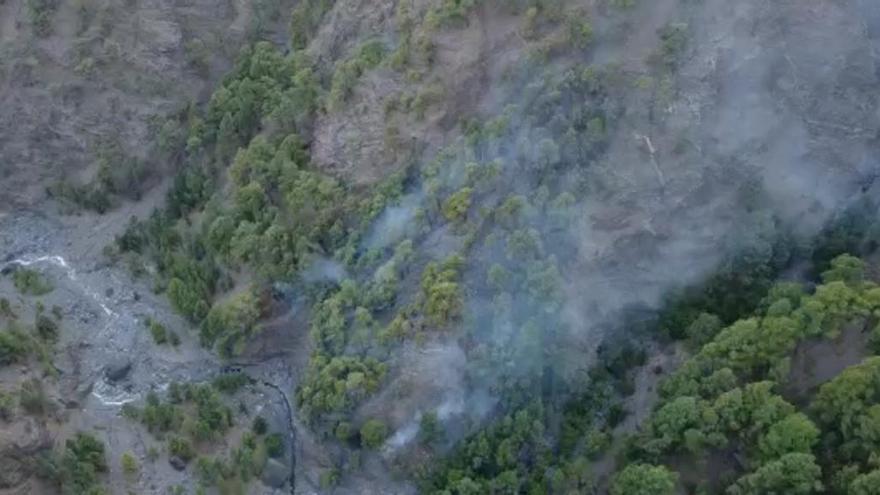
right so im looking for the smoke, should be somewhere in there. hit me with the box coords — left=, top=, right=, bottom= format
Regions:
left=353, top=0, right=880, bottom=446
left=364, top=192, right=423, bottom=251
left=299, top=257, right=348, bottom=283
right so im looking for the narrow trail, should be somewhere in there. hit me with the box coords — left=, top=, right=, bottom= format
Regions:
left=260, top=379, right=298, bottom=493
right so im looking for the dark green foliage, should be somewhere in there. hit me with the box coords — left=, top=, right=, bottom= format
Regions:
left=652, top=23, right=689, bottom=70
left=35, top=313, right=59, bottom=341
left=13, top=269, right=53, bottom=296
left=213, top=372, right=251, bottom=393
left=26, top=0, right=58, bottom=36
left=290, top=0, right=335, bottom=49
left=252, top=416, right=268, bottom=435
left=0, top=326, right=31, bottom=365
left=0, top=391, right=15, bottom=420
left=810, top=198, right=880, bottom=275
left=265, top=433, right=284, bottom=457
left=419, top=411, right=442, bottom=446
left=19, top=378, right=50, bottom=415
left=58, top=432, right=108, bottom=495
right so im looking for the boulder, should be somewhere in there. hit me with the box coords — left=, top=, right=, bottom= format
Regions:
left=261, top=458, right=290, bottom=488
left=168, top=456, right=187, bottom=471
left=104, top=359, right=132, bottom=382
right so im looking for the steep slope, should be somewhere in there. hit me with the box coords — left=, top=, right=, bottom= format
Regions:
left=2, top=0, right=880, bottom=494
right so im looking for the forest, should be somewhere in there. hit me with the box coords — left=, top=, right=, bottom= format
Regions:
left=3, top=0, right=879, bottom=493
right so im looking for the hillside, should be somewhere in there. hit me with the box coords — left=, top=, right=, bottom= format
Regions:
left=1, top=0, right=880, bottom=494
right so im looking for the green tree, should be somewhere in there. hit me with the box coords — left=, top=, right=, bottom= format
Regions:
left=726, top=453, right=822, bottom=495
left=360, top=419, right=388, bottom=449
left=120, top=451, right=138, bottom=476
left=442, top=187, right=473, bottom=224
left=610, top=463, right=678, bottom=495
left=850, top=469, right=880, bottom=495
left=757, top=413, right=819, bottom=461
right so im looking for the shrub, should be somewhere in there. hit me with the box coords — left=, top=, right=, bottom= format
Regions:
left=252, top=416, right=268, bottom=435
left=13, top=269, right=54, bottom=296
left=148, top=320, right=168, bottom=345
left=265, top=433, right=284, bottom=457
left=59, top=432, right=107, bottom=494
left=120, top=451, right=138, bottom=475
left=168, top=436, right=195, bottom=463
left=360, top=419, right=388, bottom=449
left=20, top=378, right=50, bottom=415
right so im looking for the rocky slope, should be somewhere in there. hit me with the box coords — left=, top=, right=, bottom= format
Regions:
left=2, top=0, right=880, bottom=494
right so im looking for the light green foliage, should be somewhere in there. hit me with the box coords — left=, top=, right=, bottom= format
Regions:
left=420, top=256, right=464, bottom=327
left=567, top=16, right=594, bottom=49
left=13, top=269, right=53, bottom=296
left=296, top=355, right=387, bottom=421
left=850, top=469, right=880, bottom=495
left=640, top=396, right=703, bottom=456
left=168, top=436, right=195, bottom=463
left=812, top=357, right=880, bottom=454
left=610, top=463, right=678, bottom=495
left=685, top=312, right=723, bottom=348
left=148, top=319, right=168, bottom=345
left=726, top=453, right=822, bottom=495
left=661, top=264, right=876, bottom=400
left=120, top=451, right=138, bottom=475
left=757, top=413, right=819, bottom=462
left=425, top=0, right=481, bottom=30
left=442, top=187, right=473, bottom=224
left=360, top=419, right=387, bottom=449
left=821, top=253, right=865, bottom=285
left=200, top=288, right=262, bottom=357
left=135, top=383, right=233, bottom=448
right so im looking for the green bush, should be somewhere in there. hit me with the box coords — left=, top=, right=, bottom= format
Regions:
left=148, top=320, right=168, bottom=345
left=59, top=432, right=108, bottom=495
left=120, top=451, right=138, bottom=475
left=265, top=433, right=284, bottom=457
left=168, top=436, right=195, bottom=463
left=610, top=463, right=678, bottom=495
left=360, top=419, right=387, bottom=449
left=13, top=269, right=54, bottom=296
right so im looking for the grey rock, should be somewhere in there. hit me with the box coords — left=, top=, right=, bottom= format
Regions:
left=169, top=456, right=187, bottom=471
left=261, top=458, right=290, bottom=488
left=104, top=359, right=132, bottom=382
